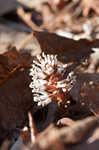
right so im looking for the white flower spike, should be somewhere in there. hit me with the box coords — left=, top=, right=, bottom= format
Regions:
left=29, top=53, right=76, bottom=107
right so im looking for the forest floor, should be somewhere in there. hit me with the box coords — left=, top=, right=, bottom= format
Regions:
left=0, top=0, right=99, bottom=150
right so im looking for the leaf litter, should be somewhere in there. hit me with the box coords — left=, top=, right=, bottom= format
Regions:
left=0, top=0, right=99, bottom=150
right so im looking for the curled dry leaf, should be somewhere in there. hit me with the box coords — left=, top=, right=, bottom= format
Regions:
left=81, top=0, right=99, bottom=17
left=31, top=116, right=99, bottom=150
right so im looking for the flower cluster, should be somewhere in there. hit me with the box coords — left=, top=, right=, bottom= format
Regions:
left=29, top=53, right=76, bottom=107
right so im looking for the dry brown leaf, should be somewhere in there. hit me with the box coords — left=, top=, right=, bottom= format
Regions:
left=31, top=116, right=99, bottom=150
left=80, top=81, right=99, bottom=114
left=81, top=0, right=99, bottom=17
left=71, top=73, right=99, bottom=114
left=0, top=47, right=35, bottom=142
left=33, top=31, right=95, bottom=63
left=0, top=46, right=31, bottom=84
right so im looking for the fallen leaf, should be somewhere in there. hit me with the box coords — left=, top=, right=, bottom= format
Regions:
left=71, top=73, right=99, bottom=114
left=33, top=31, right=95, bottom=63
left=32, top=116, right=99, bottom=150
left=0, top=47, right=34, bottom=142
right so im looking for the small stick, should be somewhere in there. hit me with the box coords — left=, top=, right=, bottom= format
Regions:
left=28, top=112, right=37, bottom=144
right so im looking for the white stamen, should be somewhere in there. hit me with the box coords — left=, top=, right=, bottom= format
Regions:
left=62, top=88, right=67, bottom=92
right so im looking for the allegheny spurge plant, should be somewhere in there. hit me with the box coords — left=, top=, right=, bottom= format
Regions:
left=29, top=52, right=76, bottom=107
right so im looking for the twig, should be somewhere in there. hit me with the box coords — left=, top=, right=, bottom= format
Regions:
left=17, top=7, right=42, bottom=31
left=28, top=112, right=37, bottom=144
